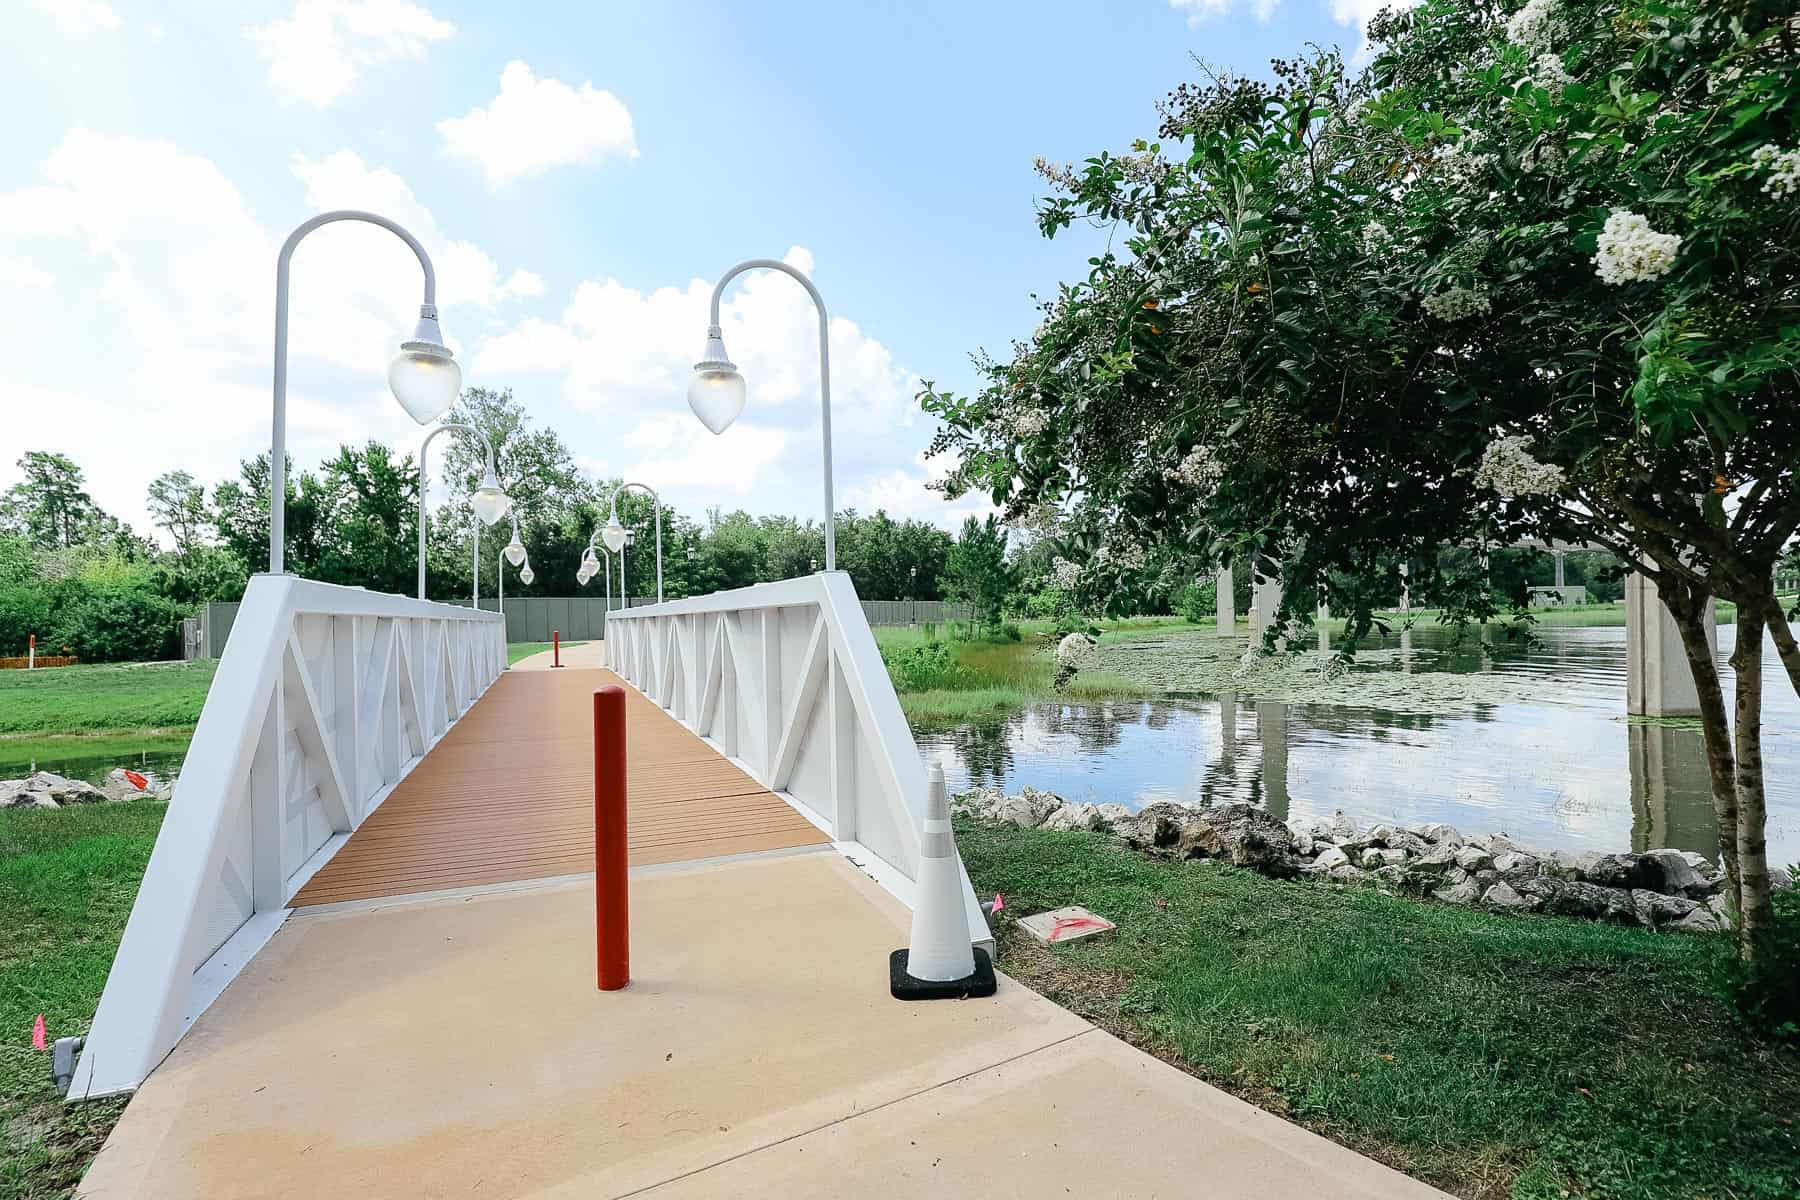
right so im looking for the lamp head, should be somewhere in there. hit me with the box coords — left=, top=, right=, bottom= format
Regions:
left=519, top=565, right=534, bottom=586
left=577, top=561, right=594, bottom=586
left=601, top=520, right=628, bottom=553
left=389, top=306, right=461, bottom=424
left=469, top=469, right=509, bottom=527
left=504, top=534, right=526, bottom=567
left=687, top=326, right=746, bottom=435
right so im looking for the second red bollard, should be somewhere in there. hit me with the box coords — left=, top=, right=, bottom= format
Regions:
left=552, top=629, right=563, bottom=668
left=594, top=686, right=629, bottom=990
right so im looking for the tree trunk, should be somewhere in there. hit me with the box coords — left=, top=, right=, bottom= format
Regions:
left=1665, top=586, right=1742, bottom=914
left=1729, top=606, right=1773, bottom=962
left=1762, top=594, right=1800, bottom=698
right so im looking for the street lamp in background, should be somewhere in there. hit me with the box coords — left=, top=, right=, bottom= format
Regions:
left=688, top=259, right=836, bottom=571
left=418, top=422, right=509, bottom=602
left=270, top=210, right=461, bottom=576
left=910, top=565, right=918, bottom=624
left=497, top=510, right=530, bottom=619
left=608, top=481, right=664, bottom=602
left=810, top=558, right=819, bottom=573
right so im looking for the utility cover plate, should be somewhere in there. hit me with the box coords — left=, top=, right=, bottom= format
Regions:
left=1018, top=906, right=1116, bottom=945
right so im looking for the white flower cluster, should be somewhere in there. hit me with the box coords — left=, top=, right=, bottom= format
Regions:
left=1752, top=145, right=1800, bottom=199
left=1438, top=142, right=1497, bottom=188
left=1099, top=540, right=1147, bottom=571
left=1017, top=502, right=1061, bottom=536
left=1361, top=221, right=1392, bottom=255
left=1505, top=0, right=1567, bottom=56
left=1593, top=210, right=1680, bottom=284
left=1051, top=557, right=1082, bottom=590
left=1473, top=434, right=1567, bottom=497
left=1520, top=141, right=1565, bottom=175
left=1164, top=444, right=1224, bottom=492
left=1032, top=156, right=1080, bottom=190
left=1012, top=408, right=1049, bottom=437
left=1421, top=287, right=1492, bottom=321
left=1532, top=51, right=1576, bottom=89
left=1118, top=152, right=1168, bottom=183
left=1055, top=632, right=1099, bottom=671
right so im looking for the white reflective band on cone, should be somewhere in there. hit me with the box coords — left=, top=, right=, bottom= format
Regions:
left=905, top=764, right=977, bottom=982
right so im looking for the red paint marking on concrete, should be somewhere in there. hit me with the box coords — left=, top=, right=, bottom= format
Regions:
left=1047, top=914, right=1114, bottom=943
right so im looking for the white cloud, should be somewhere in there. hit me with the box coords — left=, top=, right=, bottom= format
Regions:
left=1168, top=0, right=1280, bottom=26
left=0, top=131, right=532, bottom=539
left=437, top=61, right=638, bottom=187
left=471, top=246, right=965, bottom=525
left=247, top=0, right=454, bottom=108
left=0, top=256, right=54, bottom=288
left=29, top=0, right=120, bottom=34
left=842, top=451, right=999, bottom=527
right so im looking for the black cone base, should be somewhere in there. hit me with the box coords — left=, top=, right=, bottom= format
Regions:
left=889, top=947, right=997, bottom=1000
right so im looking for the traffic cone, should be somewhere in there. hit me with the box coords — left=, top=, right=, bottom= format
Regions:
left=889, top=764, right=997, bottom=1000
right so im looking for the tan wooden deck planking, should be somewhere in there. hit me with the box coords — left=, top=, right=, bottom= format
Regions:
left=290, top=666, right=828, bottom=907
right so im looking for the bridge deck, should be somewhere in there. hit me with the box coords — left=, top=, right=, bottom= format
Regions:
left=289, top=663, right=828, bottom=907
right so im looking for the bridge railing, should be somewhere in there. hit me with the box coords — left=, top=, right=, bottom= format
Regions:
left=603, top=573, right=991, bottom=955
left=70, top=577, right=506, bottom=1100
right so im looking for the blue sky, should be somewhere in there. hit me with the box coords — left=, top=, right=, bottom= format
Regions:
left=1, top=0, right=1381, bottom=540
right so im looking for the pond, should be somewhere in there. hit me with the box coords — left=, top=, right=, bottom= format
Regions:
left=0, top=734, right=188, bottom=792
left=915, top=622, right=1800, bottom=865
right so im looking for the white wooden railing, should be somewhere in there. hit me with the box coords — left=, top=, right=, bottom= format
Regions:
left=70, top=577, right=506, bottom=1100
left=603, top=573, right=991, bottom=955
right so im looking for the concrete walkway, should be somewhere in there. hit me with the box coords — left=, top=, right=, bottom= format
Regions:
left=80, top=848, right=1447, bottom=1199
left=512, top=639, right=608, bottom=670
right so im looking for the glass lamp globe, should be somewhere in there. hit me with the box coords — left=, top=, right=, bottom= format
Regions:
left=577, top=563, right=594, bottom=586
left=469, top=472, right=510, bottom=527
left=389, top=342, right=462, bottom=425
left=602, top=521, right=628, bottom=553
left=688, top=363, right=747, bottom=435
left=504, top=537, right=526, bottom=567
left=519, top=565, right=535, bottom=586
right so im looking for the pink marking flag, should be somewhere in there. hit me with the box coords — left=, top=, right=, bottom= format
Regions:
left=31, top=1014, right=46, bottom=1051
left=991, top=892, right=1005, bottom=913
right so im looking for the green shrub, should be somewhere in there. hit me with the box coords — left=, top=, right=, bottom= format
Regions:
left=1715, top=871, right=1800, bottom=1039
left=1180, top=579, right=1218, bottom=624
left=997, top=622, right=1023, bottom=642
left=880, top=639, right=963, bottom=691
left=54, top=588, right=185, bottom=663
left=0, top=584, right=55, bottom=655
left=921, top=621, right=937, bottom=640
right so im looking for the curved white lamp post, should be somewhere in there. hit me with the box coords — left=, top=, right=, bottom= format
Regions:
left=271, top=210, right=461, bottom=576
left=497, top=510, right=530, bottom=618
left=689, top=259, right=836, bottom=570
left=418, top=422, right=509, bottom=601
left=608, top=481, right=664, bottom=602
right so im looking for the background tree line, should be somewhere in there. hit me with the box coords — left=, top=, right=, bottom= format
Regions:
left=0, top=389, right=965, bottom=660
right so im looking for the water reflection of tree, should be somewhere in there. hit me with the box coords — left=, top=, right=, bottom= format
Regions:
left=1628, top=720, right=1720, bottom=860
left=936, top=719, right=1017, bottom=786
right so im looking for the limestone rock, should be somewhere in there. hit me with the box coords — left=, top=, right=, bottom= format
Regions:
left=993, top=788, right=1066, bottom=829
left=1408, top=845, right=1458, bottom=877
left=1492, top=851, right=1541, bottom=883
left=1582, top=853, right=1663, bottom=891
left=1327, top=864, right=1366, bottom=886
left=1362, top=847, right=1407, bottom=869
left=1, top=771, right=106, bottom=809
left=1110, top=802, right=1194, bottom=853
left=1309, top=845, right=1350, bottom=871
left=1630, top=888, right=1700, bottom=930
left=1454, top=845, right=1494, bottom=872
left=1414, top=822, right=1464, bottom=847
left=1517, top=878, right=1637, bottom=924
left=1176, top=804, right=1300, bottom=877
left=1434, top=879, right=1480, bottom=905
left=1642, top=849, right=1716, bottom=897
left=1541, top=849, right=1599, bottom=880
left=1672, top=905, right=1723, bottom=933
left=1095, top=803, right=1132, bottom=829
left=1042, top=802, right=1104, bottom=833
left=1483, top=881, right=1534, bottom=911
left=951, top=787, right=1004, bottom=819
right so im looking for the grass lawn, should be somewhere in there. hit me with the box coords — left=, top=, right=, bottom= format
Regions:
left=0, top=802, right=164, bottom=1199
left=958, top=819, right=1800, bottom=1200
left=0, top=662, right=214, bottom=738
left=507, top=640, right=584, bottom=665
left=875, top=617, right=1183, bottom=727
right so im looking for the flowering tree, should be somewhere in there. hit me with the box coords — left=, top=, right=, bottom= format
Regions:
left=922, top=0, right=1799, bottom=967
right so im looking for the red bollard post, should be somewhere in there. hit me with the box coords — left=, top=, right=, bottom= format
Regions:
left=552, top=629, right=562, bottom=668
left=594, top=686, right=629, bottom=990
